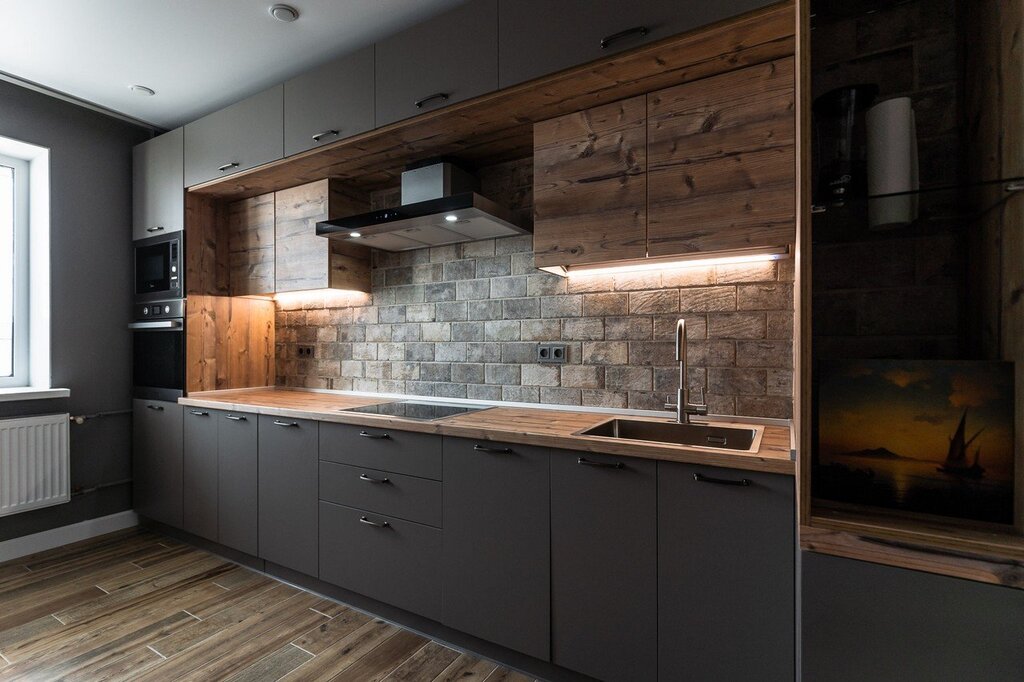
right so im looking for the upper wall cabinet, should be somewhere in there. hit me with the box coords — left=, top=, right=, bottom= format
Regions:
left=374, top=0, right=498, bottom=127
left=184, top=85, right=284, bottom=187
left=498, top=0, right=777, bottom=88
left=133, top=128, right=184, bottom=240
left=647, top=57, right=795, bottom=256
left=284, top=46, right=375, bottom=157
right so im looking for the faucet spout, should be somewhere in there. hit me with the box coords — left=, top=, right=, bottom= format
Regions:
left=670, top=318, right=707, bottom=424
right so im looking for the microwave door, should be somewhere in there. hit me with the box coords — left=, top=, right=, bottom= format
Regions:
left=135, top=244, right=171, bottom=297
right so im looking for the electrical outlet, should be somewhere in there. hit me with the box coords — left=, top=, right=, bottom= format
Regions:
left=537, top=343, right=568, bottom=364
left=297, top=345, right=315, bottom=358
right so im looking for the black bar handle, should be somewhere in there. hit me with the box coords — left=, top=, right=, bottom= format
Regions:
left=600, top=26, right=648, bottom=49
left=311, top=129, right=339, bottom=142
left=273, top=420, right=298, bottom=427
left=359, top=516, right=390, bottom=529
left=577, top=456, right=624, bottom=469
left=415, top=92, right=450, bottom=109
left=359, top=430, right=390, bottom=440
left=473, top=444, right=513, bottom=454
left=189, top=410, right=209, bottom=416
left=146, top=404, right=164, bottom=411
left=225, top=414, right=247, bottom=421
left=359, top=473, right=390, bottom=484
left=693, top=472, right=751, bottom=487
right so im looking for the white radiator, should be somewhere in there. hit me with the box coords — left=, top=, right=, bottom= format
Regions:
left=0, top=414, right=70, bottom=517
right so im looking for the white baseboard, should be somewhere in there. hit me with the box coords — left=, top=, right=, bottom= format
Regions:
left=0, top=510, right=139, bottom=562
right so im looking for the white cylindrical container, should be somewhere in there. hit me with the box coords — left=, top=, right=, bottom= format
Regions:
left=866, top=96, right=919, bottom=229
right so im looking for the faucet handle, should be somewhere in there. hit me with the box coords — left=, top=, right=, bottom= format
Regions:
left=687, top=385, right=707, bottom=409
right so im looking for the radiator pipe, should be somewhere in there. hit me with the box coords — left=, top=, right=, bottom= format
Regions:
left=70, top=478, right=133, bottom=497
left=69, top=409, right=131, bottom=425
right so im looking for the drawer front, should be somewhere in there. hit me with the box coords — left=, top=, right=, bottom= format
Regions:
left=319, top=501, right=442, bottom=621
left=319, top=422, right=442, bottom=480
left=319, top=461, right=442, bottom=528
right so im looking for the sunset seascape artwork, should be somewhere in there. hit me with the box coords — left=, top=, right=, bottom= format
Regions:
left=814, top=360, right=1015, bottom=524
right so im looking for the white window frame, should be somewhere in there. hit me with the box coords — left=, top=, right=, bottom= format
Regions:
left=0, top=152, right=29, bottom=388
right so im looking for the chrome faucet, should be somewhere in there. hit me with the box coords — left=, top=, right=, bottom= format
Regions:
left=666, top=318, right=708, bottom=424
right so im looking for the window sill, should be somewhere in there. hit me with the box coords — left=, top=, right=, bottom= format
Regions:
left=0, top=387, right=71, bottom=402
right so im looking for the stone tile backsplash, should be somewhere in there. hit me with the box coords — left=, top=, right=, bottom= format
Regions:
left=275, top=235, right=795, bottom=419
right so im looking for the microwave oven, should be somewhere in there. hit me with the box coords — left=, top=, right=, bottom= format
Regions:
left=134, top=232, right=182, bottom=302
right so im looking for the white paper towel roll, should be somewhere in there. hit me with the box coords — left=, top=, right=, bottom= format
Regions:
left=866, top=97, right=919, bottom=229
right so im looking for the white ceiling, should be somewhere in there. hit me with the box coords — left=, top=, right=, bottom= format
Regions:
left=0, top=0, right=467, bottom=129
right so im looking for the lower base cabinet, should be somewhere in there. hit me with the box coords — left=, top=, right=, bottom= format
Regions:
left=658, top=461, right=795, bottom=681
left=319, top=501, right=442, bottom=620
left=551, top=451, right=657, bottom=682
left=133, top=398, right=184, bottom=528
left=183, top=408, right=219, bottom=541
left=258, top=415, right=318, bottom=576
left=442, top=437, right=551, bottom=661
left=218, top=411, right=258, bottom=555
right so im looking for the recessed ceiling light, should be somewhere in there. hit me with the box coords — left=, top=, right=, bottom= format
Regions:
left=129, top=85, right=155, bottom=97
left=348, top=232, right=361, bottom=238
left=269, top=4, right=299, bottom=22
left=444, top=214, right=458, bottom=222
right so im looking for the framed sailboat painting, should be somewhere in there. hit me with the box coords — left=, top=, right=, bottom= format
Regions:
left=813, top=359, right=1015, bottom=525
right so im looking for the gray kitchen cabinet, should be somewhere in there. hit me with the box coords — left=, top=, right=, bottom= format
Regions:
left=319, top=461, right=442, bottom=528
left=550, top=451, right=657, bottom=682
left=132, top=128, right=183, bottom=240
left=218, top=411, right=258, bottom=556
left=319, top=422, right=442, bottom=480
left=258, top=415, right=318, bottom=576
left=284, top=46, right=374, bottom=157
left=442, top=437, right=550, bottom=661
left=183, top=407, right=219, bottom=542
left=374, top=0, right=498, bottom=126
left=498, top=0, right=776, bottom=88
left=658, top=462, right=795, bottom=681
left=132, top=398, right=183, bottom=528
left=183, top=85, right=283, bottom=187
left=320, top=501, right=443, bottom=621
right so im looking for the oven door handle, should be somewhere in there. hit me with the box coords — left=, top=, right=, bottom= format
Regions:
left=128, top=320, right=183, bottom=331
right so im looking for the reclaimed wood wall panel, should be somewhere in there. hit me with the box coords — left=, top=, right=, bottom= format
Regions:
left=185, top=194, right=229, bottom=296
left=186, top=2, right=796, bottom=201
left=186, top=295, right=275, bottom=394
left=647, top=57, right=796, bottom=256
left=228, top=193, right=275, bottom=296
left=533, top=96, right=648, bottom=267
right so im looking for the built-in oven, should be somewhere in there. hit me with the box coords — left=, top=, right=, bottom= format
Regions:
left=130, top=299, right=184, bottom=401
left=134, top=232, right=182, bottom=302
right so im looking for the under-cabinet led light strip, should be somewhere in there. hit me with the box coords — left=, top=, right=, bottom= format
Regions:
left=537, top=246, right=790, bottom=277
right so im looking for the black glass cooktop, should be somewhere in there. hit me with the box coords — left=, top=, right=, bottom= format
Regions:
left=341, top=401, right=489, bottom=421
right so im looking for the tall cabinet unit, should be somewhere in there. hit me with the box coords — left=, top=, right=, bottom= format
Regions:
left=132, top=127, right=184, bottom=240
left=658, top=461, right=795, bottom=681
left=442, top=437, right=551, bottom=661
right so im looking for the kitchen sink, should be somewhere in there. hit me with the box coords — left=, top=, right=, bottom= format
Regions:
left=578, top=419, right=763, bottom=452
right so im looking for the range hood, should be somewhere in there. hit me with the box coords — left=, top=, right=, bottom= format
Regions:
left=316, top=162, right=530, bottom=251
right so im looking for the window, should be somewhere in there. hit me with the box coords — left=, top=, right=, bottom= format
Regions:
left=0, top=153, right=28, bottom=386
left=0, top=135, right=49, bottom=392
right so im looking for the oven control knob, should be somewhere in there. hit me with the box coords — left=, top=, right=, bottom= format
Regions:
left=163, top=305, right=171, bottom=314
left=171, top=265, right=177, bottom=273
left=142, top=306, right=149, bottom=316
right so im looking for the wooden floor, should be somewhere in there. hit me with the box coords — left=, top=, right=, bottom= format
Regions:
left=0, top=528, right=535, bottom=681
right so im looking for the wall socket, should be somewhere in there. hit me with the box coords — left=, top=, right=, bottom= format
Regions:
left=537, top=343, right=568, bottom=364
left=297, top=345, right=315, bottom=358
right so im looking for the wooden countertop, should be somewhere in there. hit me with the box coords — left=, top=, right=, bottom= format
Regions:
left=180, top=388, right=795, bottom=475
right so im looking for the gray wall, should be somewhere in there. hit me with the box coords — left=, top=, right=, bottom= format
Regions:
left=802, top=551, right=1024, bottom=681
left=0, top=80, right=150, bottom=542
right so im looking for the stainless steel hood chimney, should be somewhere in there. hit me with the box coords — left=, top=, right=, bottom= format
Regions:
left=316, top=162, right=529, bottom=251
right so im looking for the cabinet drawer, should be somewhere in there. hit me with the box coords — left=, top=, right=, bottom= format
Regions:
left=320, top=501, right=442, bottom=621
left=319, top=461, right=442, bottom=528
left=319, top=422, right=442, bottom=480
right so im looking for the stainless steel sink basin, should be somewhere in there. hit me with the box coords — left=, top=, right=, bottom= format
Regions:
left=578, top=419, right=763, bottom=452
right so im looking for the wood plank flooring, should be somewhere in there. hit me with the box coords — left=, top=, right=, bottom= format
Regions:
left=0, top=528, right=535, bottom=681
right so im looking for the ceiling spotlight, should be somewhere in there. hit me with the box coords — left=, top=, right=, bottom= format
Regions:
left=269, top=3, right=299, bottom=22
left=129, top=85, right=155, bottom=97
left=444, top=214, right=458, bottom=222
left=348, top=232, right=361, bottom=238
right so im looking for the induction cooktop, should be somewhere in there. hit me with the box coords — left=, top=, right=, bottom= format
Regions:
left=340, top=401, right=489, bottom=421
